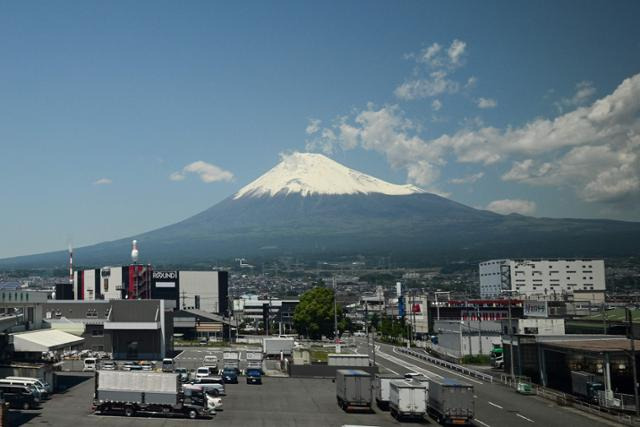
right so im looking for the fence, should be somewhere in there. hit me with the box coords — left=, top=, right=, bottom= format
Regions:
left=499, top=374, right=640, bottom=426
left=395, top=347, right=493, bottom=383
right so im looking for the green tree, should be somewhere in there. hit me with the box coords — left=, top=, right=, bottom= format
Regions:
left=293, top=287, right=343, bottom=339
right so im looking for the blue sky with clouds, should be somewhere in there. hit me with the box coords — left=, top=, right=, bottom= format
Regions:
left=1, top=1, right=640, bottom=258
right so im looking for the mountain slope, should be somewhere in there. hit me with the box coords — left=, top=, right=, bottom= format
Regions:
left=2, top=153, right=640, bottom=268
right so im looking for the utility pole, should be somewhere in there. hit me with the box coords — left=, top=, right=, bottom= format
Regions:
left=626, top=307, right=639, bottom=416
left=602, top=303, right=607, bottom=335
left=333, top=277, right=338, bottom=342
left=504, top=290, right=516, bottom=381
left=477, top=304, right=483, bottom=356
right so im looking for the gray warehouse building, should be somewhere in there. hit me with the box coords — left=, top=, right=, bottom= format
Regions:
left=44, top=299, right=173, bottom=360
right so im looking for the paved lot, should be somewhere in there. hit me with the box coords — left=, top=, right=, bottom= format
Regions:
left=8, top=372, right=404, bottom=426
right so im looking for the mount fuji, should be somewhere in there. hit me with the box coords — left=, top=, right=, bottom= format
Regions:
left=2, top=153, right=640, bottom=268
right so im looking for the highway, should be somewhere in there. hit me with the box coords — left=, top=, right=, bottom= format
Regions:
left=355, top=338, right=619, bottom=427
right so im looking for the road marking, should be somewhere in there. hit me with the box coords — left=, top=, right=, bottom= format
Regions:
left=475, top=419, right=491, bottom=427
left=391, top=347, right=483, bottom=385
left=375, top=348, right=442, bottom=379
left=488, top=401, right=503, bottom=409
left=516, top=413, right=535, bottom=423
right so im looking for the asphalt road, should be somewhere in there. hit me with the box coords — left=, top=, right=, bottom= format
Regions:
left=355, top=338, right=620, bottom=427
left=10, top=372, right=402, bottom=426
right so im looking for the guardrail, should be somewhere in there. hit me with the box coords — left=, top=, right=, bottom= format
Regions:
left=499, top=374, right=640, bottom=426
left=395, top=347, right=494, bottom=383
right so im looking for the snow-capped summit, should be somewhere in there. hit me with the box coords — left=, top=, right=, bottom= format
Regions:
left=233, top=152, right=424, bottom=199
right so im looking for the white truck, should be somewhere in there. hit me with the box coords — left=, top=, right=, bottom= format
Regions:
left=336, top=369, right=372, bottom=411
left=389, top=380, right=428, bottom=420
left=427, top=378, right=474, bottom=425
left=246, top=349, right=263, bottom=370
left=263, top=337, right=294, bottom=357
left=374, top=373, right=404, bottom=410
left=92, top=370, right=211, bottom=419
left=223, top=351, right=240, bottom=370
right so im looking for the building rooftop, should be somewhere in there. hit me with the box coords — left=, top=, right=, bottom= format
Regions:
left=543, top=338, right=640, bottom=353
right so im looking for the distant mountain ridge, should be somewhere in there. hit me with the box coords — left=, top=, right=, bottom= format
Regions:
left=2, top=153, right=640, bottom=268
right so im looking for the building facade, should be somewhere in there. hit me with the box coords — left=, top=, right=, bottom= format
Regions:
left=68, top=267, right=228, bottom=315
left=479, top=259, right=605, bottom=300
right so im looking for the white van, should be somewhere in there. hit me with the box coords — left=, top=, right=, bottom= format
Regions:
left=0, top=379, right=41, bottom=401
left=203, top=355, right=218, bottom=368
left=83, top=357, right=97, bottom=372
left=162, top=358, right=174, bottom=372
left=5, top=377, right=50, bottom=396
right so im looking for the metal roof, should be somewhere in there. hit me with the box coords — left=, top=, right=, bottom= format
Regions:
left=11, top=329, right=84, bottom=352
left=543, top=338, right=640, bottom=353
left=0, top=282, right=21, bottom=291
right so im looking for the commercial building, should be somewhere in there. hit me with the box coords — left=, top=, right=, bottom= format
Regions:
left=44, top=299, right=173, bottom=360
left=479, top=259, right=605, bottom=301
left=67, top=267, right=229, bottom=315
left=233, top=297, right=299, bottom=333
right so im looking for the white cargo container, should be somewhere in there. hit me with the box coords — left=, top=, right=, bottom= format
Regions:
left=336, top=369, right=372, bottom=411
left=389, top=380, right=427, bottom=420
left=223, top=351, right=240, bottom=369
left=427, top=378, right=474, bottom=425
left=328, top=354, right=370, bottom=367
left=93, top=371, right=210, bottom=419
left=374, top=373, right=404, bottom=409
left=246, top=349, right=263, bottom=369
left=263, top=337, right=294, bottom=356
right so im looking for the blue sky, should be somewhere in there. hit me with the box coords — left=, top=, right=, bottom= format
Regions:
left=1, top=1, right=640, bottom=258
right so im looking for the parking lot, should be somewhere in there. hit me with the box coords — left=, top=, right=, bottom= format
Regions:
left=7, top=372, right=404, bottom=426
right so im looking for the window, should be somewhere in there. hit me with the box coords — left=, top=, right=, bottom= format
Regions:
left=524, top=327, right=539, bottom=334
left=91, top=328, right=103, bottom=337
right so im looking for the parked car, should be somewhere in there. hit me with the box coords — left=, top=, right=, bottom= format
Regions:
left=0, top=384, right=39, bottom=409
left=221, top=367, right=239, bottom=384
left=0, top=379, right=42, bottom=402
left=139, top=361, right=153, bottom=371
left=199, top=337, right=208, bottom=346
left=203, top=355, right=218, bottom=369
left=191, top=377, right=225, bottom=396
left=101, top=361, right=116, bottom=370
left=195, top=366, right=217, bottom=379
left=83, top=357, right=97, bottom=372
left=162, top=358, right=174, bottom=372
left=5, top=377, right=49, bottom=399
left=246, top=368, right=262, bottom=385
left=175, top=367, right=190, bottom=382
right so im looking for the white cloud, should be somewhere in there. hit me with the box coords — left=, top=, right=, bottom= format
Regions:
left=394, top=71, right=460, bottom=100
left=431, top=99, right=443, bottom=111
left=447, top=39, right=466, bottom=65
left=305, top=118, right=321, bottom=135
left=93, top=178, right=112, bottom=185
left=476, top=97, right=497, bottom=109
left=555, top=81, right=596, bottom=112
left=486, top=199, right=537, bottom=216
left=395, top=39, right=469, bottom=100
left=449, top=172, right=484, bottom=184
left=465, top=76, right=478, bottom=89
left=169, top=172, right=185, bottom=181
left=170, top=161, right=234, bottom=183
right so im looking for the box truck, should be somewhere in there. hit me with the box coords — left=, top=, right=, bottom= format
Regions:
left=336, top=369, right=372, bottom=411
left=246, top=349, right=264, bottom=370
left=389, top=380, right=428, bottom=420
left=427, top=378, right=474, bottom=425
left=571, top=371, right=604, bottom=404
left=374, top=373, right=404, bottom=410
left=223, top=351, right=240, bottom=370
left=92, top=371, right=210, bottom=419
left=263, top=337, right=294, bottom=357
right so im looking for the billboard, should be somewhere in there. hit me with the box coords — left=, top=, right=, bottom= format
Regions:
left=524, top=300, right=548, bottom=317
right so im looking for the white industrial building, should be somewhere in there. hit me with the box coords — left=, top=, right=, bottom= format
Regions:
left=479, top=259, right=605, bottom=301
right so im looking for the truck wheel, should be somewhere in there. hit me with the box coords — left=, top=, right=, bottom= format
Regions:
left=188, top=409, right=198, bottom=419
left=22, top=401, right=31, bottom=410
left=124, top=405, right=135, bottom=417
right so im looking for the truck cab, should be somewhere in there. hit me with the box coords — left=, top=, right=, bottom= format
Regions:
left=246, top=368, right=262, bottom=384
left=490, top=344, right=504, bottom=369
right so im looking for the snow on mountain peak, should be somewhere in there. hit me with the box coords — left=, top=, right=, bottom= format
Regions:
left=233, top=152, right=424, bottom=199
